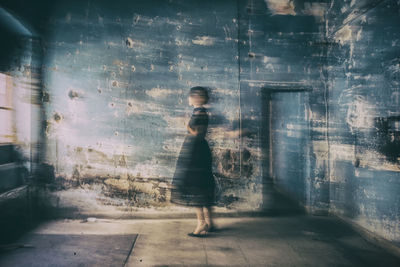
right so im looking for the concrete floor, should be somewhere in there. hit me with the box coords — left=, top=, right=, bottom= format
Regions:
left=1, top=215, right=399, bottom=266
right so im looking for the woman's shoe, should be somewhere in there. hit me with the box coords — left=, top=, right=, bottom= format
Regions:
left=188, top=224, right=208, bottom=237
left=187, top=232, right=207, bottom=237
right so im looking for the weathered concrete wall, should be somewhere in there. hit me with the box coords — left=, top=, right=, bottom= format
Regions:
left=252, top=0, right=400, bottom=247
left=325, top=0, right=400, bottom=245
left=39, top=0, right=263, bottom=210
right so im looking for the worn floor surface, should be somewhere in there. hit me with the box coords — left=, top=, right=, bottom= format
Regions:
left=0, top=215, right=399, bottom=267
left=0, top=233, right=137, bottom=266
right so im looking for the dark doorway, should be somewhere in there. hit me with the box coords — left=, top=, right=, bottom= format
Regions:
left=261, top=85, right=311, bottom=210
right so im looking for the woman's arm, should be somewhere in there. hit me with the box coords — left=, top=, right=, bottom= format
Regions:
left=187, top=124, right=198, bottom=135
left=187, top=124, right=207, bottom=136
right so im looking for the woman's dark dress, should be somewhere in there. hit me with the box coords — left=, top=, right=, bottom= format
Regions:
left=171, top=107, right=215, bottom=207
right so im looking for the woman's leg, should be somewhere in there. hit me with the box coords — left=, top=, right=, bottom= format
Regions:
left=193, top=207, right=207, bottom=234
left=203, top=206, right=213, bottom=229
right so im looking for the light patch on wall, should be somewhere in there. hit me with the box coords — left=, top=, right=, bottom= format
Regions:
left=264, top=0, right=296, bottom=15
left=125, top=99, right=146, bottom=115
left=329, top=143, right=355, bottom=166
left=66, top=96, right=89, bottom=124
left=356, top=27, right=363, bottom=41
left=161, top=138, right=184, bottom=154
left=50, top=139, right=144, bottom=178
left=312, top=140, right=329, bottom=171
left=344, top=95, right=377, bottom=133
left=192, top=36, right=216, bottom=46
left=145, top=88, right=183, bottom=98
left=90, top=142, right=136, bottom=159
left=263, top=56, right=280, bottom=63
left=65, top=13, right=71, bottom=23
left=214, top=88, right=238, bottom=96
left=130, top=181, right=156, bottom=196
left=106, top=41, right=119, bottom=47
left=124, top=99, right=172, bottom=116
left=208, top=126, right=241, bottom=141
left=334, top=25, right=353, bottom=45
left=104, top=178, right=130, bottom=191
left=162, top=114, right=187, bottom=131
left=113, top=59, right=127, bottom=67
left=286, top=123, right=304, bottom=130
left=129, top=159, right=174, bottom=178
left=303, top=2, right=326, bottom=19
left=353, top=74, right=371, bottom=80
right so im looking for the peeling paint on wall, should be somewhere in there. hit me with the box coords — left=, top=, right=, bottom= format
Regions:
left=145, top=88, right=183, bottom=98
left=344, top=95, right=377, bottom=133
left=326, top=0, right=400, bottom=245
left=192, top=36, right=217, bottom=46
left=264, top=0, right=296, bottom=15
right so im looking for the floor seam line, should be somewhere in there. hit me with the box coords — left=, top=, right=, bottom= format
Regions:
left=123, top=233, right=139, bottom=267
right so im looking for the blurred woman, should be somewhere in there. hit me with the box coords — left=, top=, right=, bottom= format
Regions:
left=171, top=86, right=216, bottom=237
